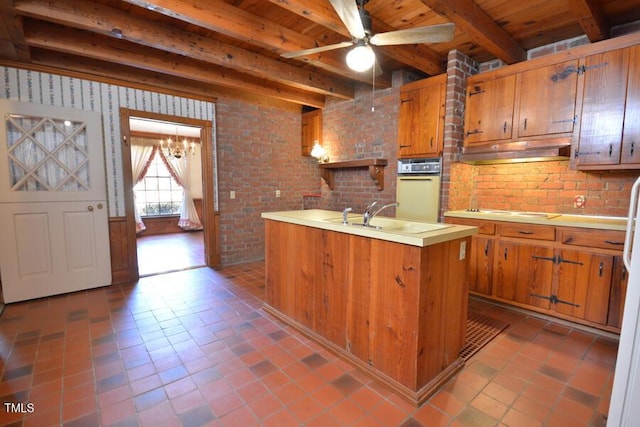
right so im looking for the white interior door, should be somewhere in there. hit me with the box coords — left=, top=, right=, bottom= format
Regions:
left=0, top=100, right=111, bottom=303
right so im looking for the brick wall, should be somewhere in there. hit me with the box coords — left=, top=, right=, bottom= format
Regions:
left=215, top=99, right=319, bottom=264
left=317, top=82, right=401, bottom=214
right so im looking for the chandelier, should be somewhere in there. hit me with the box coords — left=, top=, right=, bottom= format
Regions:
left=161, top=127, right=196, bottom=159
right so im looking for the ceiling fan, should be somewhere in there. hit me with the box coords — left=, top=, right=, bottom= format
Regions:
left=282, top=0, right=455, bottom=72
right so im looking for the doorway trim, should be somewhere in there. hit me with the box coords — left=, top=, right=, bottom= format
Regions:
left=119, top=108, right=220, bottom=279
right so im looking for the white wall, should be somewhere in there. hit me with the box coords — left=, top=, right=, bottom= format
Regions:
left=0, top=66, right=217, bottom=216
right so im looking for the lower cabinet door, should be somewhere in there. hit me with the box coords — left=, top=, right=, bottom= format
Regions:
left=469, top=236, right=494, bottom=295
left=495, top=241, right=554, bottom=309
left=555, top=249, right=613, bottom=325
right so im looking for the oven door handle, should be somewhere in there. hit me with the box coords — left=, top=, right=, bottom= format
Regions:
left=398, top=177, right=435, bottom=181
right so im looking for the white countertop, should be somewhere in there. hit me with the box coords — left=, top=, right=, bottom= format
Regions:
left=261, top=209, right=477, bottom=247
left=444, top=210, right=627, bottom=231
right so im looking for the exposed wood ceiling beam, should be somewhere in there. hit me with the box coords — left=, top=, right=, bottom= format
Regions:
left=0, top=9, right=29, bottom=61
left=568, top=0, right=610, bottom=41
left=23, top=49, right=299, bottom=110
left=23, top=21, right=326, bottom=108
left=119, top=0, right=387, bottom=86
left=267, top=0, right=446, bottom=76
left=420, top=0, right=526, bottom=64
left=10, top=0, right=354, bottom=100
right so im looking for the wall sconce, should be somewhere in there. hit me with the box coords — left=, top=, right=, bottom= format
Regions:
left=310, top=141, right=329, bottom=163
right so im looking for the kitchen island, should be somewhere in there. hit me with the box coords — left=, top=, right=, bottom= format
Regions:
left=261, top=209, right=477, bottom=405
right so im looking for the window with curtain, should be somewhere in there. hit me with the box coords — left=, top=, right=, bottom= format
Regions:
left=134, top=153, right=183, bottom=216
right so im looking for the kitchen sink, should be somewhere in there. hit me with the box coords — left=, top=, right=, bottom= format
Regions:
left=323, top=217, right=450, bottom=234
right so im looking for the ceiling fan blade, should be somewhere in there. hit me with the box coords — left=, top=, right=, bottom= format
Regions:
left=328, top=0, right=366, bottom=39
left=281, top=41, right=354, bottom=59
left=370, top=23, right=455, bottom=46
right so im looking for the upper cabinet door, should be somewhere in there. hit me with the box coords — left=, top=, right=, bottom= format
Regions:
left=517, top=60, right=579, bottom=138
left=576, top=48, right=629, bottom=166
left=397, top=75, right=445, bottom=158
left=622, top=45, right=640, bottom=165
left=301, top=109, right=322, bottom=156
left=464, top=74, right=516, bottom=145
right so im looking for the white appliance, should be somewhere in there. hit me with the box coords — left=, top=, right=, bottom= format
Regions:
left=396, top=158, right=441, bottom=222
left=608, top=176, right=640, bottom=426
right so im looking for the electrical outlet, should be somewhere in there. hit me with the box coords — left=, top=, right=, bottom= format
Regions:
left=573, top=195, right=586, bottom=208
left=230, top=190, right=236, bottom=199
left=276, top=190, right=281, bottom=198
left=459, top=241, right=466, bottom=260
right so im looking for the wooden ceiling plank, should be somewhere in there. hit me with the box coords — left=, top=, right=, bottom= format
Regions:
left=11, top=0, right=353, bottom=99
left=567, top=0, right=610, bottom=41
left=268, top=0, right=446, bottom=75
left=23, top=22, right=326, bottom=108
left=120, top=0, right=378, bottom=84
left=420, top=0, right=526, bottom=64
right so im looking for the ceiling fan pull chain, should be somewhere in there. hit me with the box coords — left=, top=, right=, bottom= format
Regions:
left=371, top=61, right=375, bottom=112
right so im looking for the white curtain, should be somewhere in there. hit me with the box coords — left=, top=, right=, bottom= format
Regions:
left=158, top=150, right=203, bottom=230
left=130, top=144, right=156, bottom=233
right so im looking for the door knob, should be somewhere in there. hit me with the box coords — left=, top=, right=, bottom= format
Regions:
left=87, top=205, right=94, bottom=211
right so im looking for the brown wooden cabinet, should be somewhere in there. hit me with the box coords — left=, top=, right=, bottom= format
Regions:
left=445, top=215, right=627, bottom=332
left=574, top=45, right=640, bottom=169
left=464, top=74, right=516, bottom=145
left=608, top=255, right=629, bottom=328
left=495, top=240, right=554, bottom=309
left=397, top=74, right=445, bottom=158
left=516, top=60, right=579, bottom=138
left=575, top=48, right=629, bottom=167
left=264, top=218, right=470, bottom=405
left=622, top=45, right=640, bottom=164
left=445, top=217, right=495, bottom=296
left=464, top=60, right=579, bottom=150
left=301, top=109, right=322, bottom=156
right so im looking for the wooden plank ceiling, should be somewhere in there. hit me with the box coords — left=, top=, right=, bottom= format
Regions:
left=1, top=0, right=640, bottom=109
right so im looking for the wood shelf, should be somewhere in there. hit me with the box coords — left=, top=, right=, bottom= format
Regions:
left=318, top=158, right=388, bottom=191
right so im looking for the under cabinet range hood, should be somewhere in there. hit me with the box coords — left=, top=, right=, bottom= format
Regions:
left=458, top=138, right=572, bottom=164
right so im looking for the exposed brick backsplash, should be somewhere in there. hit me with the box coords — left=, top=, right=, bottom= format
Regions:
left=449, top=161, right=638, bottom=216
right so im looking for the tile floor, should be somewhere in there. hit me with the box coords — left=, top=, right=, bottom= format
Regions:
left=0, top=261, right=618, bottom=426
left=136, top=231, right=205, bottom=277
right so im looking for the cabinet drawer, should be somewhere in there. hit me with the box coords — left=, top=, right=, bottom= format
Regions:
left=446, top=218, right=496, bottom=235
left=560, top=228, right=626, bottom=251
left=499, top=223, right=555, bottom=240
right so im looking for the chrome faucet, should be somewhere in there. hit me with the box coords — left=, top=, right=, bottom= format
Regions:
left=342, top=207, right=353, bottom=224
left=363, top=201, right=398, bottom=227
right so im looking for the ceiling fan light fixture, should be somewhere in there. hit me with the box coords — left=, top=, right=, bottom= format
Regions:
left=346, top=44, right=375, bottom=72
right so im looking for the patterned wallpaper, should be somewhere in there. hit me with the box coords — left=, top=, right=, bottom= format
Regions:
left=1, top=66, right=217, bottom=217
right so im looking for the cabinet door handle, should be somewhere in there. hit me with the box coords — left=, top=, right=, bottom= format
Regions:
left=609, top=144, right=613, bottom=157
left=605, top=240, right=624, bottom=246
left=631, top=141, right=635, bottom=156
left=523, top=118, right=527, bottom=131
left=484, top=242, right=489, bottom=256
left=429, top=137, right=434, bottom=148
left=503, top=122, right=508, bottom=133
left=599, top=262, right=604, bottom=277
left=518, top=230, right=534, bottom=235
left=399, top=144, right=412, bottom=149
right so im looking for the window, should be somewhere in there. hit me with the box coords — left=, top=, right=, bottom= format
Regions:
left=134, top=153, right=183, bottom=216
